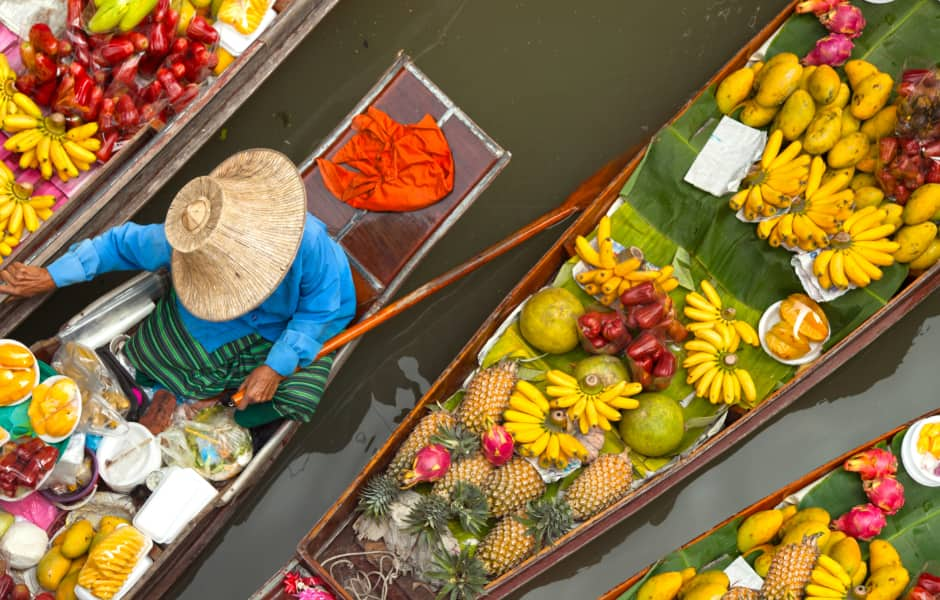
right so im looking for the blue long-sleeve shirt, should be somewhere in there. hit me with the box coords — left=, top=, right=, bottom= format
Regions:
left=46, top=214, right=357, bottom=377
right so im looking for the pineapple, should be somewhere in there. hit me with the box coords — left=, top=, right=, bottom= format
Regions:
left=760, top=535, right=821, bottom=600
left=477, top=496, right=573, bottom=576
left=447, top=481, right=490, bottom=536
left=564, top=451, right=633, bottom=521
left=431, top=423, right=480, bottom=461
left=403, top=493, right=452, bottom=542
left=722, top=588, right=759, bottom=600
left=386, top=408, right=455, bottom=484
left=432, top=453, right=493, bottom=498
left=484, top=456, right=545, bottom=518
left=456, top=361, right=518, bottom=435
left=427, top=546, right=488, bottom=600
left=356, top=473, right=400, bottom=519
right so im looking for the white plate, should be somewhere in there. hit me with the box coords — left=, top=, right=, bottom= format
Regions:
left=901, top=417, right=940, bottom=487
left=758, top=300, right=829, bottom=366
left=97, top=423, right=161, bottom=493
left=0, top=339, right=40, bottom=407
left=32, top=375, right=83, bottom=444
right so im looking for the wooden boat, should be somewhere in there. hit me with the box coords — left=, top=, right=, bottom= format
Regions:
left=27, top=53, right=510, bottom=599
left=0, top=0, right=343, bottom=336
left=255, top=1, right=940, bottom=598
left=600, top=407, right=940, bottom=600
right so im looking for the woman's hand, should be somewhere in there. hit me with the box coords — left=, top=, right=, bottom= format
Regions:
left=0, top=262, right=56, bottom=297
left=236, top=365, right=285, bottom=409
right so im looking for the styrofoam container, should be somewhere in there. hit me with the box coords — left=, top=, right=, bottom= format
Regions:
left=132, top=467, right=217, bottom=544
left=97, top=423, right=161, bottom=493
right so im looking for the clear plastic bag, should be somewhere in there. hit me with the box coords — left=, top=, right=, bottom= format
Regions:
left=52, top=342, right=130, bottom=437
left=157, top=407, right=252, bottom=481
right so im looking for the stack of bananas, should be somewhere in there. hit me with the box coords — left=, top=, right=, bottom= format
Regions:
left=0, top=164, right=55, bottom=258
left=684, top=325, right=758, bottom=406
left=683, top=280, right=759, bottom=347
left=1, top=96, right=100, bottom=183
left=574, top=215, right=678, bottom=305
left=544, top=369, right=642, bottom=434
left=0, top=55, right=18, bottom=119
left=812, top=206, right=901, bottom=289
left=501, top=380, right=588, bottom=469
left=731, top=130, right=809, bottom=220
left=756, top=156, right=855, bottom=251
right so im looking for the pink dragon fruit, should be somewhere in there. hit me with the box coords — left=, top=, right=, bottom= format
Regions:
left=795, top=0, right=843, bottom=15
left=844, top=447, right=898, bottom=480
left=820, top=3, right=866, bottom=39
left=803, top=33, right=855, bottom=67
left=863, top=476, right=905, bottom=515
left=831, top=503, right=888, bottom=540
left=401, top=444, right=451, bottom=488
left=481, top=424, right=514, bottom=466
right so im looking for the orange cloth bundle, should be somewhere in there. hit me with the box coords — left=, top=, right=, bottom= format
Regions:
left=317, top=107, right=454, bottom=212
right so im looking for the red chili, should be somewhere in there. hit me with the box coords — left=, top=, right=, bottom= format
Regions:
left=627, top=331, right=664, bottom=361
left=620, top=281, right=657, bottom=307
left=187, top=16, right=220, bottom=45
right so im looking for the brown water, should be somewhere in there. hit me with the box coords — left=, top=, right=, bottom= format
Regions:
left=11, top=0, right=940, bottom=598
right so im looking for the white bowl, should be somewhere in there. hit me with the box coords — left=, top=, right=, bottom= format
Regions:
left=32, top=375, right=83, bottom=444
left=97, top=423, right=162, bottom=493
left=0, top=339, right=40, bottom=407
left=758, top=300, right=829, bottom=366
left=901, top=417, right=940, bottom=487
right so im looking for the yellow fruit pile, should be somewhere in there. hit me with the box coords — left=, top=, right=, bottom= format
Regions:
left=918, top=421, right=940, bottom=458
left=501, top=380, right=588, bottom=469
left=39, top=516, right=130, bottom=598
left=0, top=342, right=35, bottom=406
left=892, top=183, right=940, bottom=271
left=813, top=206, right=900, bottom=289
left=0, top=163, right=55, bottom=259
left=544, top=369, right=642, bottom=434
left=0, top=55, right=19, bottom=120
left=78, top=524, right=147, bottom=600
left=29, top=377, right=80, bottom=438
left=683, top=326, right=757, bottom=406
left=730, top=129, right=809, bottom=220
left=683, top=280, right=759, bottom=347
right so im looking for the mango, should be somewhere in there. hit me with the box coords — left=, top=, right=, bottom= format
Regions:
left=779, top=504, right=798, bottom=522
left=37, top=547, right=72, bottom=591
left=780, top=507, right=830, bottom=537
left=909, top=238, right=940, bottom=271
left=894, top=222, right=938, bottom=263
left=821, top=82, right=850, bottom=110
left=854, top=186, right=885, bottom=209
left=88, top=531, right=109, bottom=553
left=808, top=65, right=841, bottom=105
left=803, top=107, right=843, bottom=155
left=781, top=518, right=829, bottom=548
left=841, top=111, right=860, bottom=137
left=775, top=90, right=816, bottom=141
left=67, top=555, right=85, bottom=575
left=716, top=67, right=755, bottom=115
left=867, top=565, right=910, bottom=600
left=60, top=519, right=94, bottom=559
left=756, top=62, right=803, bottom=107
left=828, top=132, right=870, bottom=169
left=756, top=52, right=799, bottom=87
left=882, top=203, right=904, bottom=232
left=851, top=72, right=894, bottom=120
left=798, top=65, right=817, bottom=91
left=680, top=571, right=729, bottom=598
left=682, top=583, right=728, bottom=600
left=903, top=183, right=940, bottom=225
left=754, top=551, right=774, bottom=577
left=860, top=105, right=898, bottom=142
left=98, top=515, right=130, bottom=535
left=828, top=536, right=862, bottom=577
left=856, top=142, right=879, bottom=173
left=851, top=172, right=878, bottom=190
left=680, top=568, right=696, bottom=583
left=736, top=509, right=784, bottom=553
left=56, top=570, right=79, bottom=600
left=845, top=59, right=879, bottom=90
left=638, top=571, right=685, bottom=600
left=739, top=101, right=778, bottom=128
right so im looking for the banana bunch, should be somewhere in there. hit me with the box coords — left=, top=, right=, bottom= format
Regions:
left=730, top=130, right=810, bottom=220
left=575, top=217, right=678, bottom=305
left=0, top=54, right=18, bottom=119
left=0, top=164, right=55, bottom=258
left=812, top=206, right=901, bottom=289
left=756, top=157, right=854, bottom=251
left=1, top=96, right=100, bottom=183
left=683, top=280, right=759, bottom=347
left=807, top=555, right=855, bottom=600
left=502, top=380, right=589, bottom=469
left=684, top=326, right=757, bottom=406
left=544, top=369, right=642, bottom=434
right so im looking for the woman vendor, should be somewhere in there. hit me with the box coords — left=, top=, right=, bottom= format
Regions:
left=0, top=149, right=356, bottom=428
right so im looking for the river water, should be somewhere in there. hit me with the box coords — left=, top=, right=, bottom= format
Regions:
left=11, top=0, right=940, bottom=598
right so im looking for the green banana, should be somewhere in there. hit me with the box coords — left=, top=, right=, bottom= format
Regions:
left=119, top=0, right=159, bottom=31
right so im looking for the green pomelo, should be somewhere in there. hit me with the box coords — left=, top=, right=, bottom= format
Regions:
left=618, top=393, right=685, bottom=458
left=519, top=288, right=585, bottom=354
left=574, top=355, right=628, bottom=391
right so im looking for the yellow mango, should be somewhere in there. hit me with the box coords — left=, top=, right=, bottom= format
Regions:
left=680, top=571, right=730, bottom=598
left=780, top=507, right=830, bottom=537
left=828, top=132, right=870, bottom=169
left=37, top=547, right=72, bottom=591
left=754, top=551, right=774, bottom=577
left=716, top=67, right=755, bottom=115
left=682, top=583, right=728, bottom=600
left=757, top=52, right=800, bottom=87
left=894, top=222, right=938, bottom=263
left=740, top=100, right=778, bottom=128
left=756, top=62, right=804, bottom=107
left=779, top=504, right=798, bottom=522
left=821, top=167, right=855, bottom=187
left=56, top=570, right=79, bottom=600
left=803, top=107, right=843, bottom=155
left=854, top=186, right=885, bottom=209
left=856, top=142, right=879, bottom=172
left=808, top=64, right=841, bottom=105
left=799, top=65, right=818, bottom=91
left=882, top=203, right=904, bottom=232
left=860, top=105, right=898, bottom=142
left=841, top=111, right=861, bottom=137
left=851, top=72, right=894, bottom=120
left=67, top=555, right=86, bottom=575
left=775, top=90, right=816, bottom=141
left=98, top=516, right=130, bottom=536
left=903, top=183, right=940, bottom=225
left=867, top=565, right=910, bottom=600
left=736, top=509, right=784, bottom=553
left=828, top=536, right=862, bottom=576
left=61, top=519, right=94, bottom=559
left=680, top=568, right=697, bottom=583
left=780, top=519, right=830, bottom=548
left=909, top=238, right=940, bottom=271
left=844, top=59, right=879, bottom=90
left=638, top=571, right=685, bottom=600
left=821, top=82, right=851, bottom=110
left=851, top=172, right=878, bottom=190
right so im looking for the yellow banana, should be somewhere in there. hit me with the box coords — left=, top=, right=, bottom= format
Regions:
left=601, top=276, right=622, bottom=296
left=608, top=396, right=639, bottom=410
left=811, top=568, right=847, bottom=593
left=769, top=140, right=804, bottom=171
left=614, top=256, right=642, bottom=277
left=65, top=122, right=100, bottom=141
left=575, top=236, right=602, bottom=267
left=62, top=139, right=98, bottom=166
left=509, top=394, right=545, bottom=418
left=762, top=130, right=784, bottom=169
left=502, top=409, right=542, bottom=424
left=21, top=204, right=38, bottom=233
left=36, top=135, right=52, bottom=180
left=50, top=139, right=79, bottom=179
left=11, top=93, right=41, bottom=118
left=526, top=431, right=551, bottom=456
left=846, top=248, right=882, bottom=280
left=852, top=223, right=895, bottom=242
left=829, top=250, right=849, bottom=289
left=7, top=203, right=22, bottom=237
left=735, top=369, right=757, bottom=403
left=842, top=251, right=870, bottom=288
left=515, top=380, right=551, bottom=412
left=4, top=129, right=42, bottom=152
left=597, top=215, right=611, bottom=245
left=804, top=584, right=844, bottom=598
left=817, top=555, right=852, bottom=588
left=506, top=425, right=543, bottom=444
left=814, top=250, right=833, bottom=278
left=1, top=114, right=39, bottom=132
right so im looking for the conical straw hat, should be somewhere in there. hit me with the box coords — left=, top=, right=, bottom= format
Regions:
left=165, top=149, right=306, bottom=322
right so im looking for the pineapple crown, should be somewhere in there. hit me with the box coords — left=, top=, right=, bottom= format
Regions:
left=356, top=474, right=400, bottom=519
left=427, top=546, right=488, bottom=600
left=447, top=482, right=491, bottom=537
left=516, top=495, right=574, bottom=550
left=404, top=493, right=453, bottom=542
left=431, top=423, right=481, bottom=460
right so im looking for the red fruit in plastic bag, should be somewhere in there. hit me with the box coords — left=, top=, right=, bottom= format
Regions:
left=627, top=331, right=665, bottom=361
left=187, top=16, right=220, bottom=45
left=32, top=52, right=58, bottom=83
left=116, top=94, right=140, bottom=130
left=158, top=68, right=184, bottom=100
left=149, top=22, right=170, bottom=57
left=880, top=137, right=899, bottom=164
left=620, top=281, right=657, bottom=306
left=918, top=574, right=940, bottom=595
left=97, top=131, right=120, bottom=162
left=128, top=31, right=149, bottom=53
left=94, top=38, right=135, bottom=66
left=633, top=300, right=665, bottom=330
left=29, top=23, right=60, bottom=57
left=652, top=351, right=676, bottom=378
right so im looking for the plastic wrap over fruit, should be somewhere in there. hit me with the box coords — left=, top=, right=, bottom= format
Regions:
left=626, top=332, right=677, bottom=391
left=577, top=310, right=631, bottom=355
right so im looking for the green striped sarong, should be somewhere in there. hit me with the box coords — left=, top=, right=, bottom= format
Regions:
left=125, top=293, right=334, bottom=428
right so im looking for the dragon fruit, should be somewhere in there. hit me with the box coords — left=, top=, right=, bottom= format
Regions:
left=803, top=33, right=855, bottom=67
left=401, top=444, right=451, bottom=487
left=844, top=447, right=898, bottom=480
left=795, top=0, right=843, bottom=15
left=863, top=476, right=905, bottom=515
left=831, top=503, right=888, bottom=540
left=481, top=424, right=514, bottom=466
left=820, top=3, right=866, bottom=39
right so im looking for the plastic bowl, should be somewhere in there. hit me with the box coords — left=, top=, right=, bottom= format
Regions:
left=32, top=375, right=83, bottom=444
left=40, top=447, right=99, bottom=506
left=758, top=300, right=829, bottom=366
left=0, top=338, right=40, bottom=407
left=97, top=423, right=162, bottom=493
left=901, top=416, right=940, bottom=487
